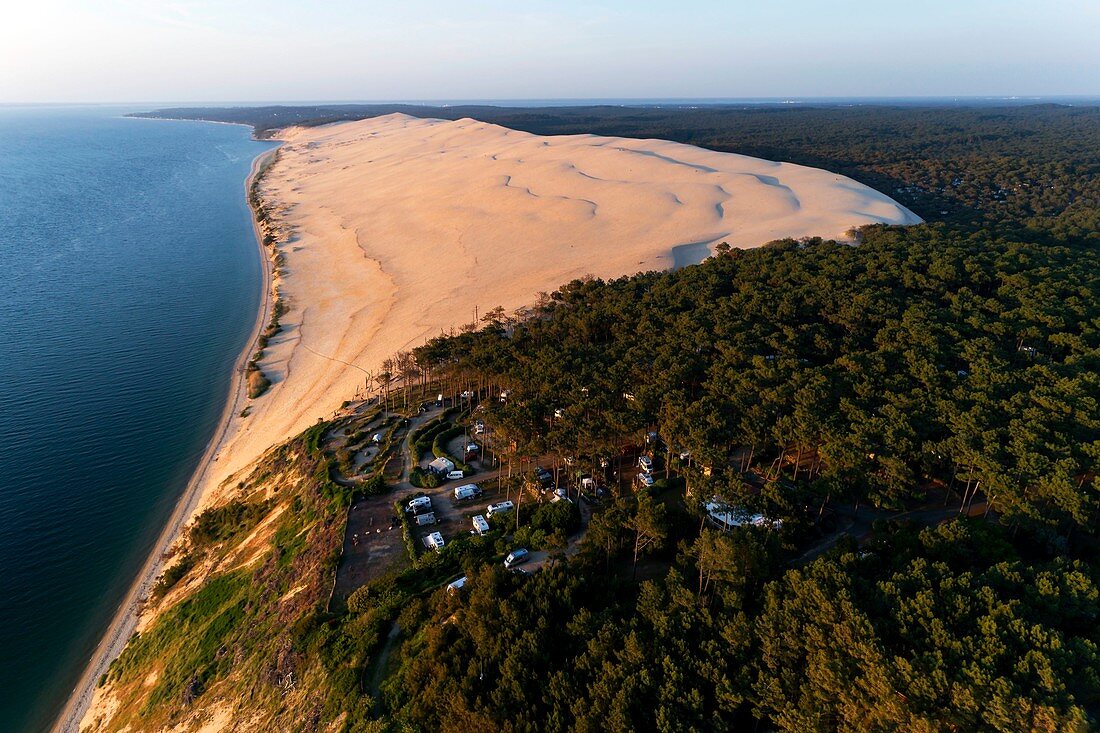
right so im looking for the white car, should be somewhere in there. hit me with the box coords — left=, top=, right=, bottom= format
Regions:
left=636, top=473, right=656, bottom=488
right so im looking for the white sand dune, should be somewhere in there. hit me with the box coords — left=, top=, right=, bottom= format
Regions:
left=201, top=112, right=921, bottom=507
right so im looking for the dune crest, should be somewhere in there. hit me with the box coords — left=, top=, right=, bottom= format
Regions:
left=199, top=113, right=920, bottom=507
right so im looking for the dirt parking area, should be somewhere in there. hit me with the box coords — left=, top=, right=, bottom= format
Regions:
left=333, top=494, right=406, bottom=606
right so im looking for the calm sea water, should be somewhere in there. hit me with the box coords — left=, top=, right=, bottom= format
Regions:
left=0, top=106, right=274, bottom=731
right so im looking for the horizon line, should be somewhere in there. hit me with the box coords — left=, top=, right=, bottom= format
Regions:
left=3, top=94, right=1100, bottom=108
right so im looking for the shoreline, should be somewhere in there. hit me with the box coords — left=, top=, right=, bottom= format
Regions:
left=53, top=145, right=280, bottom=733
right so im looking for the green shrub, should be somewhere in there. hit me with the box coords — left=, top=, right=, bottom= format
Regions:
left=529, top=500, right=581, bottom=535
left=190, top=500, right=271, bottom=548
left=152, top=552, right=199, bottom=601
left=362, top=472, right=388, bottom=497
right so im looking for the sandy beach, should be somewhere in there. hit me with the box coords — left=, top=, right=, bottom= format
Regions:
left=71, top=113, right=919, bottom=731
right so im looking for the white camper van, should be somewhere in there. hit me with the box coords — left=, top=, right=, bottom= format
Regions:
left=471, top=515, right=490, bottom=536
left=486, top=500, right=514, bottom=517
left=407, top=496, right=432, bottom=514
left=453, top=484, right=482, bottom=502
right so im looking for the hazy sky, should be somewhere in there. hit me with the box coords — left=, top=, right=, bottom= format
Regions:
left=2, top=0, right=1097, bottom=103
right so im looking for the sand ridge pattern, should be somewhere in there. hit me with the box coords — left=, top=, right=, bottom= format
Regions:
left=199, top=113, right=920, bottom=510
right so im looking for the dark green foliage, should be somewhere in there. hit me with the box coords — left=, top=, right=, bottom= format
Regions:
left=189, top=500, right=271, bottom=548
left=360, top=472, right=387, bottom=497
left=507, top=499, right=582, bottom=550
left=756, top=523, right=1099, bottom=731
left=410, top=415, right=449, bottom=462
left=409, top=466, right=440, bottom=489
left=151, top=551, right=198, bottom=601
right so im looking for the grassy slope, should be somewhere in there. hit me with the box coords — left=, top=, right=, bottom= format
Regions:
left=87, top=427, right=350, bottom=732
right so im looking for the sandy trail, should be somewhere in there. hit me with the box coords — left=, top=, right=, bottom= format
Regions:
left=75, top=113, right=919, bottom=730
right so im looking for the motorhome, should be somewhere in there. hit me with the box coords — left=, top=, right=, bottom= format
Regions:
left=486, top=500, right=514, bottom=517
left=407, top=496, right=432, bottom=514
left=428, top=457, right=455, bottom=476
left=453, top=484, right=482, bottom=501
left=423, top=532, right=445, bottom=551
left=705, top=499, right=781, bottom=531
left=471, top=514, right=490, bottom=536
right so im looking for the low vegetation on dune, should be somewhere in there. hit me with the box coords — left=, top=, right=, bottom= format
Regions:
left=90, top=426, right=349, bottom=732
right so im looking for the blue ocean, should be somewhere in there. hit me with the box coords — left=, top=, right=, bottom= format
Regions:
left=0, top=106, right=274, bottom=731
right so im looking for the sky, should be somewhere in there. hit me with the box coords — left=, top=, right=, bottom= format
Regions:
left=2, top=0, right=1098, bottom=103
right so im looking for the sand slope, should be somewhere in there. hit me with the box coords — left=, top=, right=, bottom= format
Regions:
left=202, top=113, right=920, bottom=506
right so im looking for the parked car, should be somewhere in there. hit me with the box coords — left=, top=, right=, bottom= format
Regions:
left=486, top=500, right=514, bottom=517
left=446, top=469, right=466, bottom=480
left=504, top=548, right=529, bottom=568
left=535, top=466, right=553, bottom=488
left=636, top=473, right=656, bottom=489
